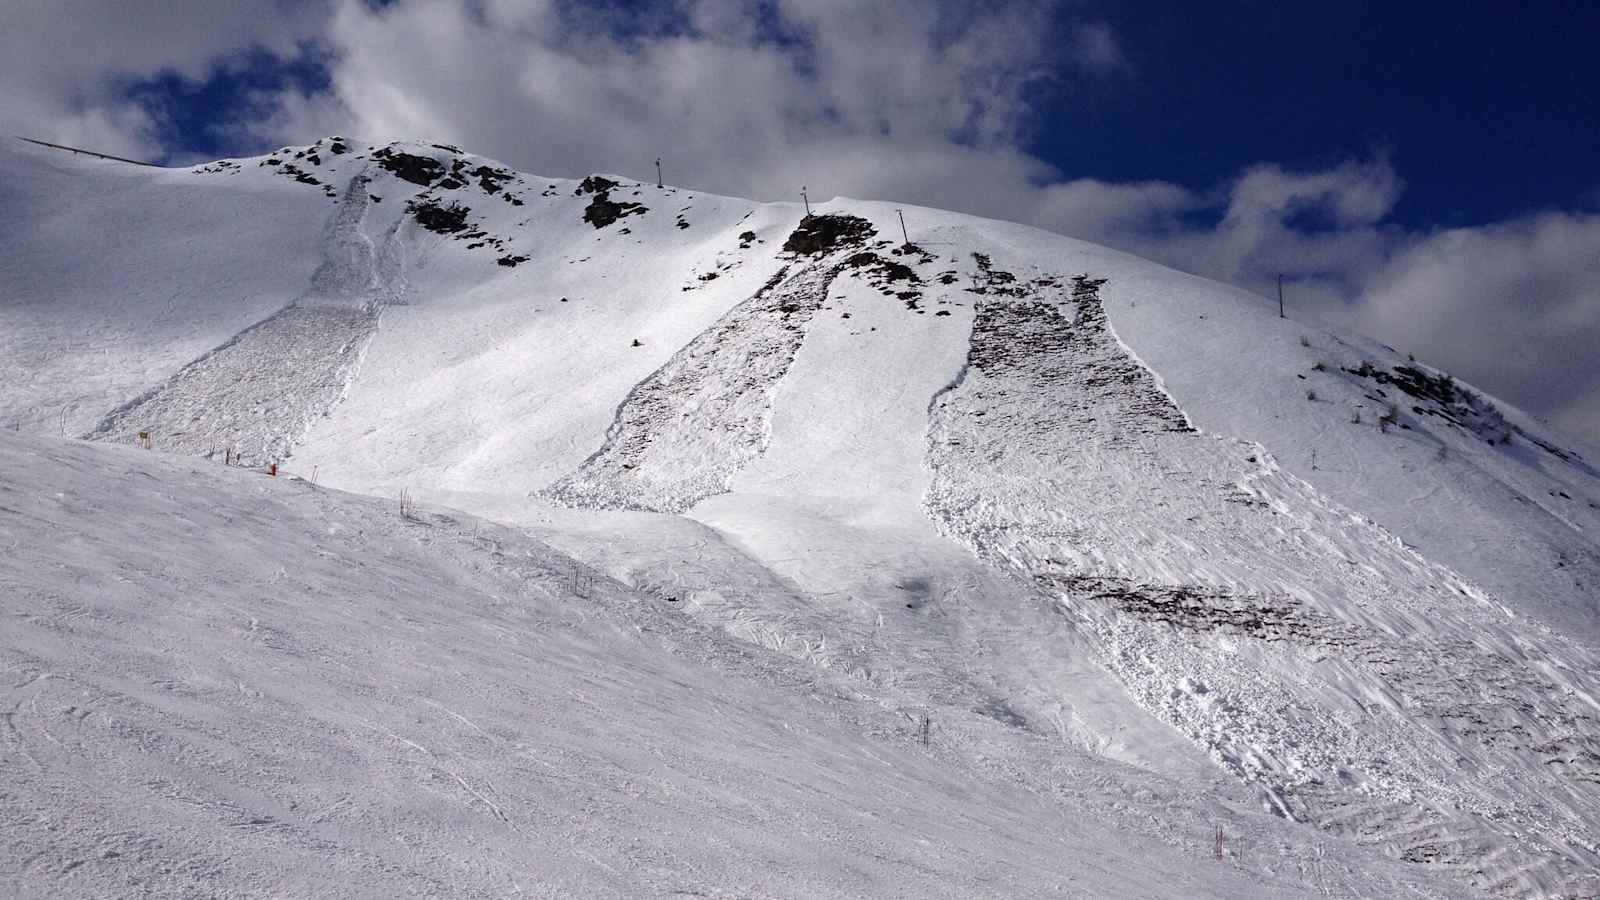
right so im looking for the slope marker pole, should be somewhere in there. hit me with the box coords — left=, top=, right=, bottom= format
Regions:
left=1278, top=274, right=1285, bottom=319
left=654, top=157, right=662, bottom=188
left=801, top=186, right=811, bottom=218
left=896, top=208, right=910, bottom=246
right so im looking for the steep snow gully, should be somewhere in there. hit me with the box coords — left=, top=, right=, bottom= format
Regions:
left=542, top=218, right=882, bottom=512
left=8, top=137, right=1600, bottom=899
left=83, top=168, right=403, bottom=466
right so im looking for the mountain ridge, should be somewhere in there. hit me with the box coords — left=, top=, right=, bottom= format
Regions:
left=5, top=134, right=1600, bottom=897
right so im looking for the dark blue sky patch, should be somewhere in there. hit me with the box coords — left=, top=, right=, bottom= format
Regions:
left=1028, top=0, right=1600, bottom=229
left=1281, top=202, right=1349, bottom=235
left=556, top=0, right=697, bottom=45
left=123, top=44, right=334, bottom=164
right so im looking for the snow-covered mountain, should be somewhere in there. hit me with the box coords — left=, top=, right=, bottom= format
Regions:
left=4, top=135, right=1598, bottom=898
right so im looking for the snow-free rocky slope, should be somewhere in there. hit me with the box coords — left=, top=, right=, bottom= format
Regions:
left=3, top=136, right=1599, bottom=898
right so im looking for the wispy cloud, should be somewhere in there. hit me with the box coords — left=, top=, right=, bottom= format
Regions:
left=1071, top=22, right=1129, bottom=73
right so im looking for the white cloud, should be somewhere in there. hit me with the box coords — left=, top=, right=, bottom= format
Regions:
left=1165, top=160, right=1404, bottom=287
left=0, top=0, right=329, bottom=159
left=1024, top=160, right=1403, bottom=305
left=1353, top=213, right=1600, bottom=437
left=268, top=0, right=1066, bottom=202
left=1038, top=178, right=1195, bottom=232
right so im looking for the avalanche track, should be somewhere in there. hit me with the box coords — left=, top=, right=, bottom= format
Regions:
left=924, top=264, right=1600, bottom=897
left=82, top=169, right=402, bottom=466
left=542, top=219, right=877, bottom=513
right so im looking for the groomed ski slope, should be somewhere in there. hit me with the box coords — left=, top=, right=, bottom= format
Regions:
left=5, top=136, right=1600, bottom=897
left=0, top=430, right=1458, bottom=899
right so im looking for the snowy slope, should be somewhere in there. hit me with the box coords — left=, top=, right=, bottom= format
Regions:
left=0, top=143, right=323, bottom=440
left=5, top=135, right=1600, bottom=897
left=0, top=430, right=1461, bottom=899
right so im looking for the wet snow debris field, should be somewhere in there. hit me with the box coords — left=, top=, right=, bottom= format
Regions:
left=83, top=167, right=403, bottom=467
left=543, top=215, right=881, bottom=513
left=541, top=260, right=835, bottom=513
left=83, top=305, right=378, bottom=467
left=8, top=136, right=1600, bottom=898
left=925, top=268, right=1600, bottom=897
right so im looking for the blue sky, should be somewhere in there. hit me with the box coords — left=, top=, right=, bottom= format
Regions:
left=3, top=0, right=1598, bottom=440
left=127, top=47, right=334, bottom=161
left=1041, top=1, right=1600, bottom=229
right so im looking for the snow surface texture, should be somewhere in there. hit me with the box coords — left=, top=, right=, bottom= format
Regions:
left=538, top=262, right=817, bottom=513
left=542, top=218, right=883, bottom=513
left=6, top=135, right=1600, bottom=897
left=81, top=305, right=377, bottom=466
left=82, top=164, right=404, bottom=465
left=924, top=268, right=1600, bottom=896
left=0, top=430, right=1461, bottom=899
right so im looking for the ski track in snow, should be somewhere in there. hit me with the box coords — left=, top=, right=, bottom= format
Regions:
left=922, top=267, right=1600, bottom=898
left=542, top=257, right=851, bottom=513
left=82, top=171, right=401, bottom=466
left=1, top=430, right=1470, bottom=900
